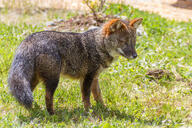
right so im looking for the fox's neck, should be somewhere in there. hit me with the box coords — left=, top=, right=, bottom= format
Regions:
left=80, top=28, right=118, bottom=68
left=90, top=28, right=116, bottom=68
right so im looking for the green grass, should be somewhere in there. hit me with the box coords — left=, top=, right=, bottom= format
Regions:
left=0, top=4, right=192, bottom=127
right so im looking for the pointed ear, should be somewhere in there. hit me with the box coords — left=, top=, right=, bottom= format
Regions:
left=102, top=19, right=128, bottom=37
left=129, top=18, right=143, bottom=29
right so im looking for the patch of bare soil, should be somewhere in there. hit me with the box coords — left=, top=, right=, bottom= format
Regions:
left=146, top=67, right=186, bottom=81
left=146, top=68, right=192, bottom=89
left=146, top=69, right=171, bottom=80
left=125, top=0, right=192, bottom=22
left=172, top=0, right=192, bottom=9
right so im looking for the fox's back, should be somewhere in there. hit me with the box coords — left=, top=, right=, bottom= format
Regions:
left=17, top=30, right=102, bottom=78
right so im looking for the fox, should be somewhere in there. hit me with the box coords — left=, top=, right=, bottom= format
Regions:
left=8, top=18, right=143, bottom=115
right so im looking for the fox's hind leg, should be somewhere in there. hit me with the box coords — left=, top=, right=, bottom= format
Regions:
left=91, top=78, right=104, bottom=105
left=40, top=66, right=60, bottom=115
left=36, top=53, right=61, bottom=115
left=44, top=79, right=59, bottom=115
left=80, top=72, right=96, bottom=111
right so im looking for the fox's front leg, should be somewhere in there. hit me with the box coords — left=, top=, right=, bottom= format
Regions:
left=91, top=78, right=104, bottom=105
left=80, top=72, right=95, bottom=111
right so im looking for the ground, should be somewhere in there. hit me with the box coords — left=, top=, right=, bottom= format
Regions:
left=0, top=2, right=192, bottom=128
left=126, top=0, right=192, bottom=22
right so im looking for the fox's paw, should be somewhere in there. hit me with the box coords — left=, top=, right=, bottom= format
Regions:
left=84, top=102, right=91, bottom=112
left=47, top=109, right=55, bottom=115
left=96, top=101, right=106, bottom=109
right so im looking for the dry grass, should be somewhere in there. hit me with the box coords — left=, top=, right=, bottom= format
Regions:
left=0, top=0, right=126, bottom=10
left=1, top=0, right=192, bottom=22
left=0, top=0, right=127, bottom=24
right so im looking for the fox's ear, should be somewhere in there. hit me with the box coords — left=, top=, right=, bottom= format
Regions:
left=129, top=18, right=143, bottom=29
left=102, top=19, right=127, bottom=37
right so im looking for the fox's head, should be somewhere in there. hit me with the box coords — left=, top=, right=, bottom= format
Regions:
left=102, top=18, right=143, bottom=59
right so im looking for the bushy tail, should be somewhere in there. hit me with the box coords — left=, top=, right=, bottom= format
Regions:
left=8, top=55, right=34, bottom=109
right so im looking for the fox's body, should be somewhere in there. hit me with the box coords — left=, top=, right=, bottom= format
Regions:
left=8, top=18, right=143, bottom=114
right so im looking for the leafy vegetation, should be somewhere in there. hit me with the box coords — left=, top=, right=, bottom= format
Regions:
left=0, top=4, right=192, bottom=127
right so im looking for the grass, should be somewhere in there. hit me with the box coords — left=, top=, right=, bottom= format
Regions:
left=0, top=4, right=192, bottom=127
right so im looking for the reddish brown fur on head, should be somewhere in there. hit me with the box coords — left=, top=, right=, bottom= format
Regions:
left=102, top=18, right=143, bottom=37
left=102, top=19, right=128, bottom=37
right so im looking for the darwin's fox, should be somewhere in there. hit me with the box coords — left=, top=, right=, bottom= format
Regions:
left=8, top=18, right=143, bottom=114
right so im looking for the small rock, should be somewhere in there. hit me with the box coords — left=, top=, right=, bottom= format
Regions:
left=46, top=21, right=56, bottom=26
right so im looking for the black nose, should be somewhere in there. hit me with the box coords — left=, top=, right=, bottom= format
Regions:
left=132, top=53, right=137, bottom=58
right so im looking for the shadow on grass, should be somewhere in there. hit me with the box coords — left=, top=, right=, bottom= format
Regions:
left=18, top=102, right=161, bottom=125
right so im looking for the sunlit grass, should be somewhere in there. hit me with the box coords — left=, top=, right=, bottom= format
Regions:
left=0, top=4, right=192, bottom=127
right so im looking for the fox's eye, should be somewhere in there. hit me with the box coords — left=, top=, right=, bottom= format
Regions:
left=119, top=40, right=125, bottom=45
